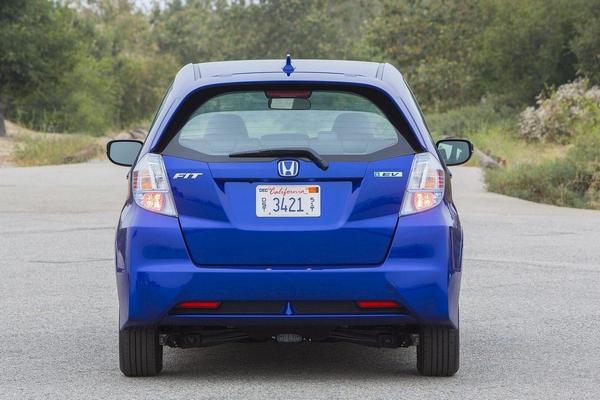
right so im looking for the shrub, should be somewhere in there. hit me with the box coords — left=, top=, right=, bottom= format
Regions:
left=568, top=114, right=600, bottom=208
left=488, top=106, right=600, bottom=209
left=427, top=101, right=517, bottom=139
left=486, top=159, right=585, bottom=208
left=12, top=134, right=101, bottom=166
left=519, top=79, right=600, bottom=143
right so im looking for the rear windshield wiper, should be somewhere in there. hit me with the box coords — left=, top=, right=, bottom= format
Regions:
left=229, top=148, right=329, bottom=170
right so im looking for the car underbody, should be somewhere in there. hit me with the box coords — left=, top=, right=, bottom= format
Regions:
left=159, top=325, right=420, bottom=349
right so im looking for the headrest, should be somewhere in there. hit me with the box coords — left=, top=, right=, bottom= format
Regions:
left=317, top=130, right=338, bottom=140
left=204, top=114, right=248, bottom=139
left=332, top=112, right=374, bottom=139
left=261, top=134, right=309, bottom=142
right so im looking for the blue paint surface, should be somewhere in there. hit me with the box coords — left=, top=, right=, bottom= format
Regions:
left=115, top=60, right=463, bottom=330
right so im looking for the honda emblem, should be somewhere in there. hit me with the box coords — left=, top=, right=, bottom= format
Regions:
left=277, top=160, right=299, bottom=177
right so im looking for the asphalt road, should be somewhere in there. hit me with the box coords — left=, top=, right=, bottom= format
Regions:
left=1, top=163, right=599, bottom=399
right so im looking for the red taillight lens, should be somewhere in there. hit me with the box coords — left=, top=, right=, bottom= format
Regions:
left=141, top=192, right=165, bottom=212
left=412, top=192, right=436, bottom=211
left=356, top=300, right=401, bottom=309
left=176, top=301, right=221, bottom=309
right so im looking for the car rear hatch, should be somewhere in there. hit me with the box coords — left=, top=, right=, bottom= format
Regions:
left=159, top=85, right=422, bottom=267
left=164, top=154, right=413, bottom=266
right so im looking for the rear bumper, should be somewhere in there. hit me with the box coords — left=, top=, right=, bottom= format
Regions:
left=116, top=203, right=462, bottom=330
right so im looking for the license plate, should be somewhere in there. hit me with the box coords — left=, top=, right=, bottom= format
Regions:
left=256, top=185, right=321, bottom=217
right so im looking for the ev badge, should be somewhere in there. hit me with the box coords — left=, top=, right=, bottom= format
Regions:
left=374, top=171, right=403, bottom=178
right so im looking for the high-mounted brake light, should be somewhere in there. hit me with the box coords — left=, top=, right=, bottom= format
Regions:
left=265, top=90, right=311, bottom=98
left=132, top=153, right=177, bottom=216
left=400, top=152, right=445, bottom=216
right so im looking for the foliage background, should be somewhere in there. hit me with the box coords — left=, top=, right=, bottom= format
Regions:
left=1, top=0, right=599, bottom=135
left=1, top=0, right=599, bottom=208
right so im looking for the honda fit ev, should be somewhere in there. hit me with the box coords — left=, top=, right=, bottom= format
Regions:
left=107, top=57, right=473, bottom=377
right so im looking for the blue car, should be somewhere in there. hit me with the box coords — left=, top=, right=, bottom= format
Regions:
left=107, top=57, right=473, bottom=377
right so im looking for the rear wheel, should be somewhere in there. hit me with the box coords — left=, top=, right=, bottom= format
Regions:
left=416, top=326, right=459, bottom=376
left=119, top=327, right=163, bottom=377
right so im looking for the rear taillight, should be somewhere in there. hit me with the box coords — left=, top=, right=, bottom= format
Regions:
left=400, top=152, right=445, bottom=216
left=131, top=153, right=177, bottom=216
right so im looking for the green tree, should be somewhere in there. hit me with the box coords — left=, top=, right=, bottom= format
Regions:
left=152, top=0, right=221, bottom=64
left=0, top=0, right=81, bottom=135
left=364, top=0, right=485, bottom=111
left=85, top=0, right=179, bottom=128
left=153, top=0, right=374, bottom=64
left=475, top=0, right=578, bottom=106
left=570, top=1, right=600, bottom=84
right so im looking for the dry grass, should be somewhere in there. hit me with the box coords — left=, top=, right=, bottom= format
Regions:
left=466, top=123, right=568, bottom=168
left=4, top=120, right=103, bottom=167
left=12, top=135, right=102, bottom=166
left=427, top=104, right=568, bottom=168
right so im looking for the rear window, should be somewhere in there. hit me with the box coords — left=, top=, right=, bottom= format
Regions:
left=162, top=88, right=419, bottom=161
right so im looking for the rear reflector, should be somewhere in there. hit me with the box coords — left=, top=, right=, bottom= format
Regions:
left=356, top=300, right=401, bottom=309
left=176, top=301, right=221, bottom=309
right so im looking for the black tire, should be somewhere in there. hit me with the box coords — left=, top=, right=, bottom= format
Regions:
left=119, top=327, right=163, bottom=377
left=416, top=326, right=459, bottom=377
